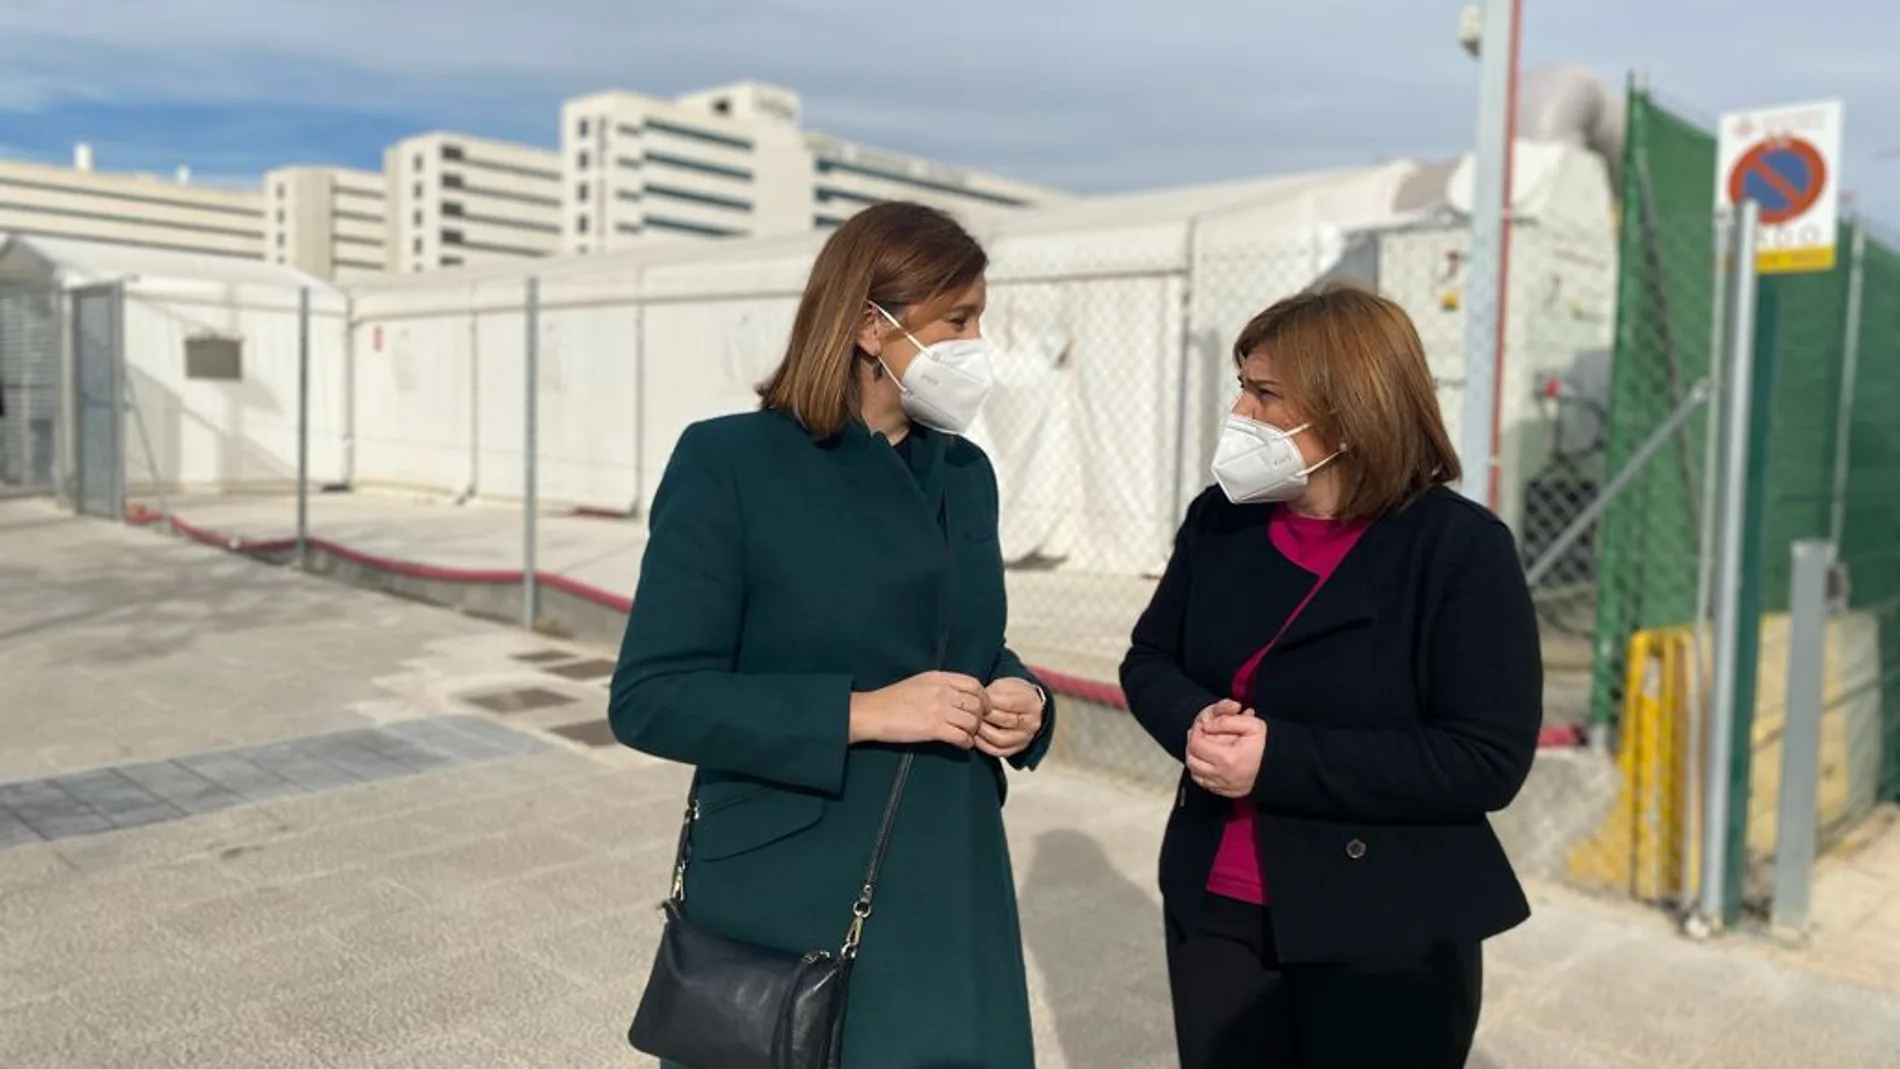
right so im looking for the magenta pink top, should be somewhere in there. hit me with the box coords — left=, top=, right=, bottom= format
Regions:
left=1204, top=507, right=1367, bottom=905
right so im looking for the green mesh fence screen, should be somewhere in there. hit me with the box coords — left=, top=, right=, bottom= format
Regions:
left=1594, top=87, right=1900, bottom=802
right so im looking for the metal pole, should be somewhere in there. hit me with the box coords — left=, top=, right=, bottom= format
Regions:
left=1523, top=377, right=1711, bottom=587
left=1457, top=0, right=1521, bottom=508
left=296, top=286, right=310, bottom=569
left=1771, top=538, right=1835, bottom=935
left=630, top=271, right=647, bottom=515
left=523, top=276, right=539, bottom=632
left=1721, top=242, right=1781, bottom=927
left=1699, top=199, right=1761, bottom=929
left=110, top=283, right=155, bottom=526
left=19, top=289, right=35, bottom=489
left=340, top=291, right=356, bottom=487
left=1169, top=232, right=1197, bottom=546
left=1685, top=209, right=1733, bottom=913
left=465, top=287, right=480, bottom=503
left=1827, top=219, right=1867, bottom=547
left=55, top=285, right=74, bottom=508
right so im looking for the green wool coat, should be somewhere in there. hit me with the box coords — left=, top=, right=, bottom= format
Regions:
left=609, top=409, right=1054, bottom=1069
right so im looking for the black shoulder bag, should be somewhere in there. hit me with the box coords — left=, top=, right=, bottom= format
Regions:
left=626, top=752, right=914, bottom=1069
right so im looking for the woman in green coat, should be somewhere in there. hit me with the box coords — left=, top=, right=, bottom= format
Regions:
left=609, top=201, right=1055, bottom=1069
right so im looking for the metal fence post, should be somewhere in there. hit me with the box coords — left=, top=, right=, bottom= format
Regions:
left=1771, top=538, right=1835, bottom=935
left=1168, top=248, right=1195, bottom=549
left=523, top=276, right=540, bottom=633
left=296, top=286, right=310, bottom=569
left=1699, top=199, right=1762, bottom=929
left=1827, top=219, right=1867, bottom=547
left=1456, top=0, right=1522, bottom=509
left=1685, top=208, right=1733, bottom=913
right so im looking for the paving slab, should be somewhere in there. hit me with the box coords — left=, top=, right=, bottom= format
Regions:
left=2, top=499, right=1898, bottom=1069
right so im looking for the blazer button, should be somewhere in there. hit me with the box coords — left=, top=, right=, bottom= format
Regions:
left=1346, top=838, right=1367, bottom=860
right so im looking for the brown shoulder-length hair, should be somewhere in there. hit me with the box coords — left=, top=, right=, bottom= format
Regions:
left=1232, top=282, right=1460, bottom=522
left=758, top=202, right=988, bottom=437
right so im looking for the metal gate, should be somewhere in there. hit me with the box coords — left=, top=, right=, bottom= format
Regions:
left=0, top=283, right=60, bottom=494
left=72, top=284, right=125, bottom=520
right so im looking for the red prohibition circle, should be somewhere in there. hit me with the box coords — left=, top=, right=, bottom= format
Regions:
left=1726, top=138, right=1828, bottom=226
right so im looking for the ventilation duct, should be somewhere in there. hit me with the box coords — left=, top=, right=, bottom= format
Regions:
left=1516, top=64, right=1626, bottom=190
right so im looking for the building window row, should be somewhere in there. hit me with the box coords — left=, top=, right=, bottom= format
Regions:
left=0, top=196, right=264, bottom=241
left=814, top=158, right=1028, bottom=207
left=644, top=214, right=745, bottom=238
left=4, top=225, right=260, bottom=261
left=451, top=213, right=560, bottom=236
left=643, top=118, right=754, bottom=152
left=645, top=151, right=753, bottom=183
left=815, top=185, right=885, bottom=207
left=643, top=183, right=752, bottom=213
left=0, top=174, right=262, bottom=219
left=441, top=153, right=561, bottom=183
left=441, top=178, right=562, bottom=210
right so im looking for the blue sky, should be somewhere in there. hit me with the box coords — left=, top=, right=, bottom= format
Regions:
left=0, top=0, right=1895, bottom=218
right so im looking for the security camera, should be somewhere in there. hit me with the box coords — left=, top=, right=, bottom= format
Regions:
left=1458, top=4, right=1483, bottom=58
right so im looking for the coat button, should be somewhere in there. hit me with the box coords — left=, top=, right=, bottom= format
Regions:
left=1346, top=838, right=1367, bottom=860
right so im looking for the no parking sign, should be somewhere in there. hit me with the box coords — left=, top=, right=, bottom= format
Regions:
left=1715, top=99, right=1845, bottom=274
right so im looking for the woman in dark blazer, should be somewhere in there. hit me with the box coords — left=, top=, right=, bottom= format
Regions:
left=608, top=202, right=1054, bottom=1068
left=1120, top=284, right=1543, bottom=1069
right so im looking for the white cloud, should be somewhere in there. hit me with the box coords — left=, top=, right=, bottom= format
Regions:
left=0, top=0, right=1894, bottom=213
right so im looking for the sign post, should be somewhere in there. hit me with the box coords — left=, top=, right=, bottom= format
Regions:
left=1715, top=99, right=1845, bottom=274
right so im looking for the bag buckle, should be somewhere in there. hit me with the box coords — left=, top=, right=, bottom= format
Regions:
left=841, top=885, right=875, bottom=959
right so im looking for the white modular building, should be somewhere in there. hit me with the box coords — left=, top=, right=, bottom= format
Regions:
left=0, top=235, right=349, bottom=510
left=343, top=140, right=1618, bottom=576
left=2, top=139, right=1618, bottom=579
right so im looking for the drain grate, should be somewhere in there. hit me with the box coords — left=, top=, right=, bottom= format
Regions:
left=541, top=658, right=617, bottom=682
left=548, top=719, right=617, bottom=748
left=462, top=687, right=577, bottom=715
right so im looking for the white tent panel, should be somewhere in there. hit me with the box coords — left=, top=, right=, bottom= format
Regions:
left=0, top=234, right=351, bottom=495
left=3, top=143, right=1617, bottom=581
left=121, top=293, right=348, bottom=492
left=471, top=301, right=532, bottom=502
left=533, top=303, right=644, bottom=510
left=634, top=294, right=801, bottom=515
left=964, top=281, right=1081, bottom=563
left=353, top=311, right=476, bottom=495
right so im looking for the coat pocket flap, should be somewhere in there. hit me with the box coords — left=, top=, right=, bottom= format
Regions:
left=693, top=787, right=824, bottom=861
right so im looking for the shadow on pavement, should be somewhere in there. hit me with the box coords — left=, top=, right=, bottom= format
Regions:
left=1019, top=827, right=1176, bottom=1069
left=1019, top=826, right=1515, bottom=1069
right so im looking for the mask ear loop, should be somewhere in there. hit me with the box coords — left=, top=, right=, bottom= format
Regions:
left=869, top=302, right=931, bottom=389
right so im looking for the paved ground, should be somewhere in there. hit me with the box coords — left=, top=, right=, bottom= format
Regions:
left=128, top=490, right=1599, bottom=704
left=131, top=490, right=1148, bottom=684
left=2, top=498, right=1897, bottom=1068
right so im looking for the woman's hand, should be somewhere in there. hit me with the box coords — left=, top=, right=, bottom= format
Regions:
left=849, top=672, right=991, bottom=749
left=1186, top=701, right=1267, bottom=798
left=975, top=678, right=1046, bottom=758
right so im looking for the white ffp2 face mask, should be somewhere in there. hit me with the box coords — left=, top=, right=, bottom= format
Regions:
left=1210, top=415, right=1338, bottom=505
left=872, top=304, right=996, bottom=435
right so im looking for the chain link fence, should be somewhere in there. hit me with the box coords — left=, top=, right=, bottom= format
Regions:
left=1554, top=86, right=1900, bottom=928
left=0, top=282, right=61, bottom=496
left=11, top=113, right=1895, bottom=927
left=2, top=211, right=1638, bottom=888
